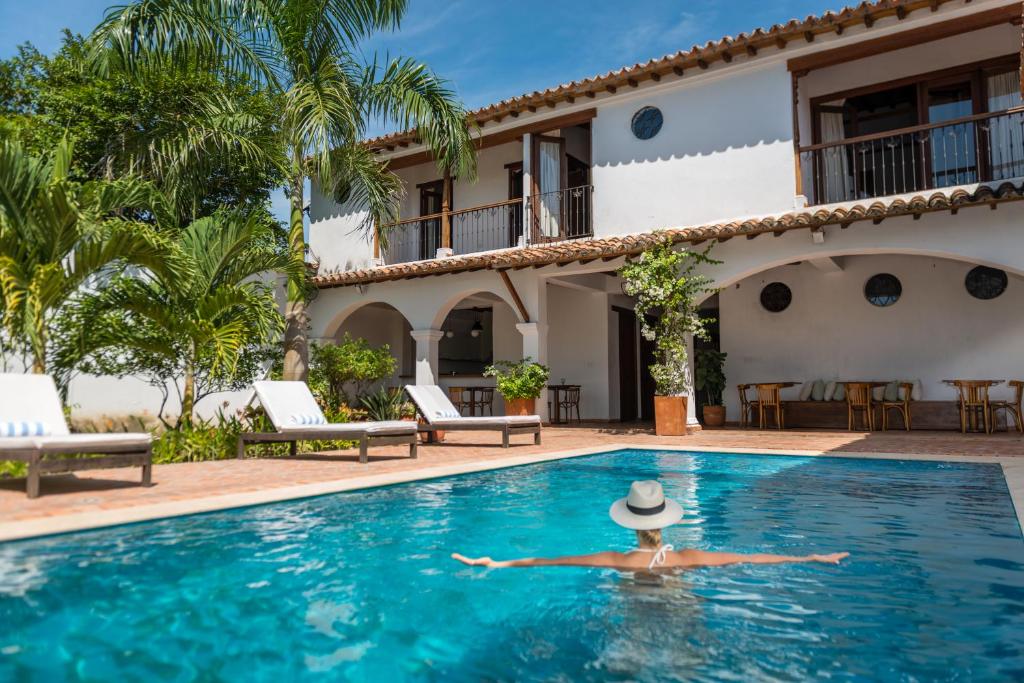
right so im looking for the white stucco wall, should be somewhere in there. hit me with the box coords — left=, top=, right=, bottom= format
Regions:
left=591, top=62, right=797, bottom=235
left=547, top=284, right=611, bottom=420
left=719, top=254, right=1024, bottom=417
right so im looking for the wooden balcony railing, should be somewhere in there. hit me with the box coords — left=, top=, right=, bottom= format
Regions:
left=377, top=185, right=593, bottom=265
left=799, top=107, right=1024, bottom=206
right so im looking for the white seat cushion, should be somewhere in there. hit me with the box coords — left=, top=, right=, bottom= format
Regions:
left=253, top=381, right=328, bottom=430
left=799, top=381, right=815, bottom=401
left=276, top=421, right=416, bottom=435
left=0, top=374, right=71, bottom=436
left=823, top=381, right=837, bottom=402
left=405, top=385, right=462, bottom=422
left=832, top=382, right=846, bottom=401
left=0, top=437, right=42, bottom=453
left=429, top=415, right=541, bottom=428
left=33, top=433, right=151, bottom=453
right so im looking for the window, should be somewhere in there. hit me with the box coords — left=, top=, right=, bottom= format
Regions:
left=965, top=266, right=1007, bottom=300
left=864, top=273, right=902, bottom=307
left=439, top=307, right=493, bottom=375
left=631, top=106, right=663, bottom=140
left=760, top=282, right=792, bottom=313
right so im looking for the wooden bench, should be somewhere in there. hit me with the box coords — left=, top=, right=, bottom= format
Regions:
left=742, top=400, right=977, bottom=431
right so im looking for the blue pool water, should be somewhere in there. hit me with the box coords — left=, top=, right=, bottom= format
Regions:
left=1, top=450, right=1023, bottom=681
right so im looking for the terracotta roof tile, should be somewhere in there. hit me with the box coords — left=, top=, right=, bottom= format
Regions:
left=368, top=0, right=959, bottom=151
left=312, top=182, right=1024, bottom=289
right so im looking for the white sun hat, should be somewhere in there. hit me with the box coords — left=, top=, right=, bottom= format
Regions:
left=609, top=480, right=684, bottom=531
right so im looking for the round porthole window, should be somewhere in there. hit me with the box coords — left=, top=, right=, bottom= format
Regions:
left=965, top=266, right=1007, bottom=300
left=631, top=106, right=663, bottom=140
left=864, top=273, right=902, bottom=307
left=760, top=282, right=792, bottom=313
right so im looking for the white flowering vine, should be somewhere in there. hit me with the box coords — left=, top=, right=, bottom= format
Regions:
left=618, top=238, right=718, bottom=396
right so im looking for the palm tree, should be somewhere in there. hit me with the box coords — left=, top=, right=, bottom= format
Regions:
left=90, top=0, right=478, bottom=380
left=0, top=138, right=166, bottom=377
left=78, top=208, right=302, bottom=426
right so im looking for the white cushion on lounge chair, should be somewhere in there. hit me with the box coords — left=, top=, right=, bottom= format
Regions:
left=428, top=415, right=541, bottom=428
left=404, top=385, right=464, bottom=421
left=288, top=413, right=327, bottom=425
left=276, top=420, right=416, bottom=435
left=0, top=374, right=71, bottom=436
left=253, top=381, right=328, bottom=430
left=0, top=437, right=41, bottom=454
left=32, top=433, right=151, bottom=453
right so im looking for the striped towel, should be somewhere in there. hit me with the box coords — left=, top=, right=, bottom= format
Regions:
left=288, top=414, right=326, bottom=426
left=0, top=421, right=50, bottom=437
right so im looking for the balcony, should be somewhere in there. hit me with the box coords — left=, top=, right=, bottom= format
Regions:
left=378, top=185, right=593, bottom=265
left=799, top=107, right=1024, bottom=206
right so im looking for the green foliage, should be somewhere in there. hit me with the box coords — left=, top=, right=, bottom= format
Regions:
left=0, top=138, right=167, bottom=382
left=618, top=239, right=719, bottom=396
left=72, top=207, right=298, bottom=426
left=484, top=358, right=551, bottom=400
left=0, top=33, right=284, bottom=223
left=89, top=1, right=479, bottom=371
left=359, top=386, right=413, bottom=422
left=309, top=336, right=397, bottom=409
left=694, top=349, right=728, bottom=406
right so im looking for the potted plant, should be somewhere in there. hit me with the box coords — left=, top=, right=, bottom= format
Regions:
left=619, top=238, right=718, bottom=436
left=484, top=357, right=550, bottom=416
left=695, top=349, right=728, bottom=428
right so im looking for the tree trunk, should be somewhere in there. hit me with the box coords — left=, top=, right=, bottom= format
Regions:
left=282, top=166, right=309, bottom=381
left=181, top=353, right=196, bottom=429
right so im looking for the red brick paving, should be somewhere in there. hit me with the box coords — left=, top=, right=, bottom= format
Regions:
left=2, top=425, right=1023, bottom=525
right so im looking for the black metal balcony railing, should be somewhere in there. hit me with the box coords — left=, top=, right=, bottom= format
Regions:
left=526, top=185, right=593, bottom=244
left=378, top=185, right=592, bottom=265
left=799, top=107, right=1024, bottom=206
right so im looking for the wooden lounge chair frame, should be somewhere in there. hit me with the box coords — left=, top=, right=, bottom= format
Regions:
left=237, top=430, right=416, bottom=464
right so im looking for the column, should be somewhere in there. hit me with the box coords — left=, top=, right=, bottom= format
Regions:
left=409, top=328, right=444, bottom=386
left=685, top=333, right=701, bottom=431
left=516, top=321, right=549, bottom=422
left=521, top=133, right=532, bottom=247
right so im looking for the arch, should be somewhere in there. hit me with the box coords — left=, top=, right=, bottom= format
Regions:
left=318, top=298, right=417, bottom=342
left=696, top=246, right=1024, bottom=305
left=429, top=286, right=527, bottom=331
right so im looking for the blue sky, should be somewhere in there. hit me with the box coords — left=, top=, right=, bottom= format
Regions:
left=1, top=0, right=830, bottom=222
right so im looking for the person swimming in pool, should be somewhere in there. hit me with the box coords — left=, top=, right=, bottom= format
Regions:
left=452, top=480, right=849, bottom=572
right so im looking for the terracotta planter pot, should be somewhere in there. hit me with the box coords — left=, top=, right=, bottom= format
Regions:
left=417, top=418, right=444, bottom=443
left=702, top=405, right=726, bottom=428
left=654, top=395, right=688, bottom=436
left=504, top=397, right=536, bottom=416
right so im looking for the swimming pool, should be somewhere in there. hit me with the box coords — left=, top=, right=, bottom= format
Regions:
left=2, top=449, right=1022, bottom=680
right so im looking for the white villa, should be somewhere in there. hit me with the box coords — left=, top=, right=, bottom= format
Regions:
left=307, top=0, right=1024, bottom=430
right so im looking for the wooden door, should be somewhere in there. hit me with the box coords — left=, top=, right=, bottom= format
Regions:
left=418, top=180, right=444, bottom=260
left=616, top=308, right=638, bottom=422
left=530, top=135, right=566, bottom=242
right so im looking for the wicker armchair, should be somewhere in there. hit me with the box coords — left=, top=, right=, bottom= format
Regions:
left=881, top=382, right=913, bottom=431
left=845, top=382, right=875, bottom=431
left=756, top=384, right=784, bottom=430
left=990, top=380, right=1023, bottom=433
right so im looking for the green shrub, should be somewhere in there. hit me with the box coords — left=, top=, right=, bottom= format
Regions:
left=360, top=386, right=404, bottom=421
left=309, top=335, right=397, bottom=408
left=484, top=358, right=550, bottom=400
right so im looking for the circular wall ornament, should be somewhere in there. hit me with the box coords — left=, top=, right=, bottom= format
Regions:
left=964, top=266, right=1007, bottom=300
left=760, top=282, right=792, bottom=313
left=631, top=106, right=663, bottom=140
left=864, top=273, right=902, bottom=307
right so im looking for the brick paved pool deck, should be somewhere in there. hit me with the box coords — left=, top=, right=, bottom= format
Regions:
left=2, top=425, right=1023, bottom=541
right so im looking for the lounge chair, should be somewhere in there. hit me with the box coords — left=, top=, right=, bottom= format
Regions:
left=240, top=381, right=418, bottom=463
left=0, top=373, right=152, bottom=498
left=405, top=385, right=541, bottom=447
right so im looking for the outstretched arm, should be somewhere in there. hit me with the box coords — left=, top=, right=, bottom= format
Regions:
left=452, top=552, right=633, bottom=569
left=675, top=549, right=849, bottom=568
